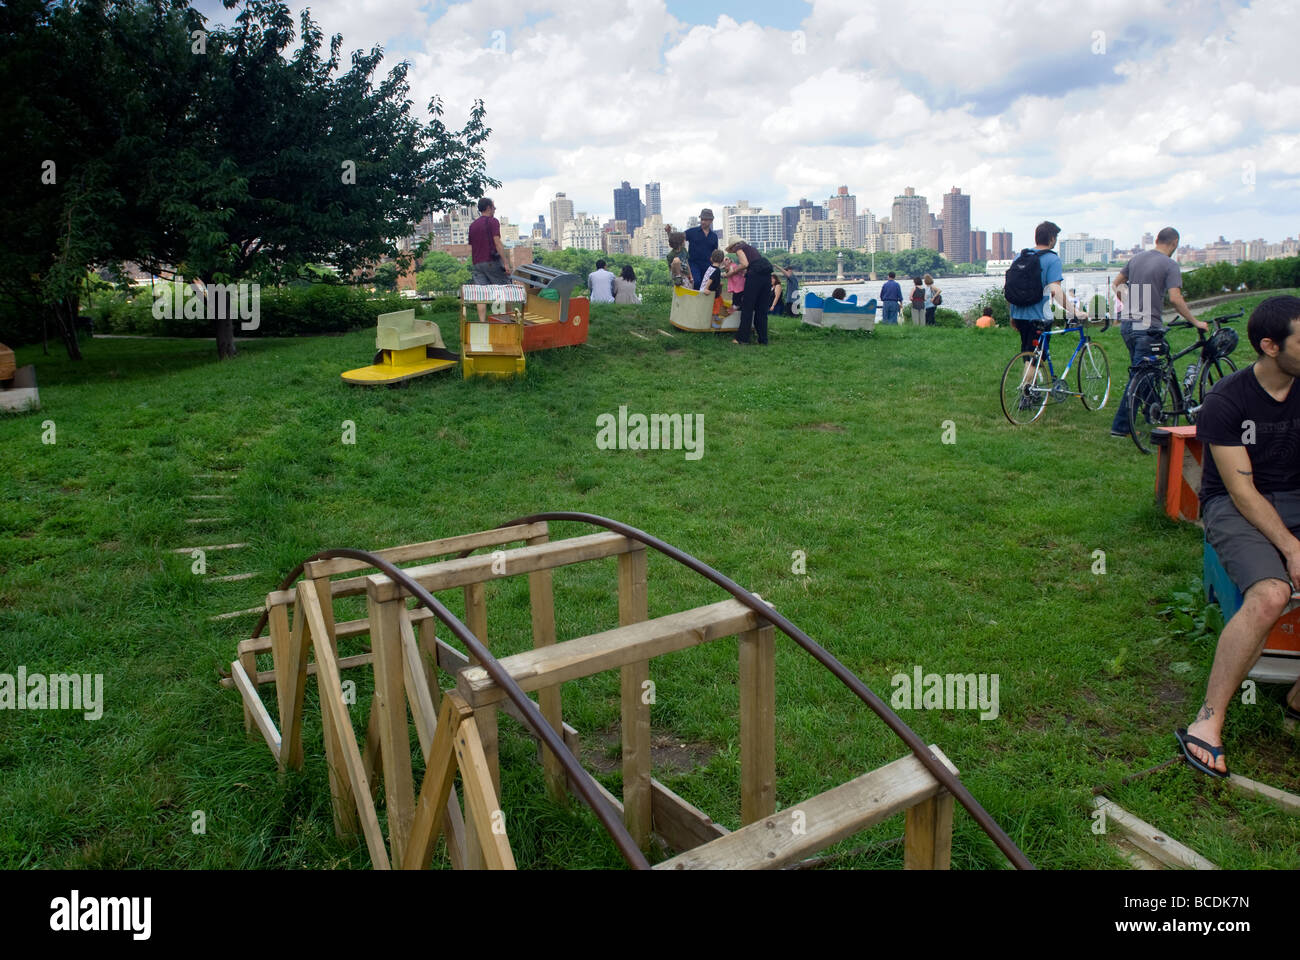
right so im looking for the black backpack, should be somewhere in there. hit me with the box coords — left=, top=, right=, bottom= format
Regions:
left=1004, top=249, right=1046, bottom=307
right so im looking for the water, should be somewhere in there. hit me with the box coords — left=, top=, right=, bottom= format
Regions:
left=801, top=270, right=1121, bottom=315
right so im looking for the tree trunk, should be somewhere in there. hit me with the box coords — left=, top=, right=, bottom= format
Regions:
left=215, top=315, right=237, bottom=359
left=53, top=295, right=83, bottom=361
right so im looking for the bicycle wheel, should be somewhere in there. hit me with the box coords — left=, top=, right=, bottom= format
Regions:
left=1196, top=355, right=1237, bottom=405
left=1076, top=340, right=1110, bottom=410
left=1126, top=367, right=1178, bottom=454
left=1001, top=351, right=1049, bottom=425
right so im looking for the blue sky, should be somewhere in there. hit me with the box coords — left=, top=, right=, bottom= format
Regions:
left=188, top=0, right=1299, bottom=250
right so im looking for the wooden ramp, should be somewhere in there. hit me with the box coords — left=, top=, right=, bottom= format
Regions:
left=223, top=519, right=1004, bottom=870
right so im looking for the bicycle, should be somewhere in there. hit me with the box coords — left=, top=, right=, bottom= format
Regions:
left=1121, top=310, right=1244, bottom=454
left=1000, top=316, right=1111, bottom=425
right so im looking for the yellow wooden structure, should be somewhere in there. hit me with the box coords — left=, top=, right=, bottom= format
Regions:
left=668, top=285, right=740, bottom=333
left=341, top=309, right=458, bottom=386
left=460, top=284, right=527, bottom=380
left=225, top=521, right=964, bottom=870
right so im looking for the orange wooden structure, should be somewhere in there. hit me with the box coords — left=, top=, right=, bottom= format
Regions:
left=1152, top=425, right=1202, bottom=523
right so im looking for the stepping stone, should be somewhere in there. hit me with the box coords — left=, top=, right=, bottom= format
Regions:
left=170, top=543, right=248, bottom=553
left=186, top=517, right=232, bottom=524
left=657, top=329, right=676, bottom=338
left=206, top=572, right=257, bottom=583
left=629, top=330, right=651, bottom=340
left=192, top=473, right=237, bottom=480
left=209, top=606, right=263, bottom=621
left=187, top=494, right=232, bottom=500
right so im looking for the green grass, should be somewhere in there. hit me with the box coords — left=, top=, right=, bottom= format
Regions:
left=2, top=293, right=1298, bottom=870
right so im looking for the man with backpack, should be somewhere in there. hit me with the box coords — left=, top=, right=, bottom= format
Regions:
left=1005, top=221, right=1067, bottom=358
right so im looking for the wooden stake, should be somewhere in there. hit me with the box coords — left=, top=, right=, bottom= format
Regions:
left=314, top=576, right=358, bottom=839
left=527, top=529, right=565, bottom=803
left=463, top=580, right=492, bottom=870
left=903, top=790, right=954, bottom=869
left=739, top=623, right=776, bottom=825
left=618, top=547, right=651, bottom=850
left=368, top=592, right=416, bottom=866
left=403, top=694, right=469, bottom=869
left=456, top=714, right=517, bottom=869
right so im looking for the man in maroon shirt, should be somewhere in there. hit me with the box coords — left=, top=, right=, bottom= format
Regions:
left=467, top=198, right=514, bottom=321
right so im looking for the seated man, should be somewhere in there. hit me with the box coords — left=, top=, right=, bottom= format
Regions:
left=1178, top=295, right=1300, bottom=777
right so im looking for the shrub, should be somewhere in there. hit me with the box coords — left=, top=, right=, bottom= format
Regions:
left=966, top=288, right=1010, bottom=326
left=933, top=307, right=964, bottom=328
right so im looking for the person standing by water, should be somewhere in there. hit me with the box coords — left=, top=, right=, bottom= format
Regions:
left=909, top=277, right=926, bottom=325
left=923, top=274, right=941, bottom=326
left=879, top=271, right=903, bottom=324
left=727, top=241, right=773, bottom=345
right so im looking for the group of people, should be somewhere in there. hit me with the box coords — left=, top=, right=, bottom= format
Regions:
left=877, top=272, right=942, bottom=325
left=587, top=260, right=641, bottom=304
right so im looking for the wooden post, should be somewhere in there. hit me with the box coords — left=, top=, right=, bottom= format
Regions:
left=237, top=643, right=259, bottom=734
left=313, top=576, right=358, bottom=839
left=267, top=603, right=297, bottom=770
left=278, top=590, right=313, bottom=771
left=739, top=623, right=776, bottom=825
left=456, top=712, right=518, bottom=869
left=527, top=529, right=566, bottom=802
left=618, top=547, right=651, bottom=849
left=367, top=589, right=416, bottom=867
left=403, top=694, right=469, bottom=869
left=903, top=791, right=954, bottom=869
left=417, top=616, right=442, bottom=711
left=462, top=580, right=495, bottom=869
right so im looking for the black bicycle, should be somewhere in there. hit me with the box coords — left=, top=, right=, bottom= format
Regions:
left=1123, top=311, right=1244, bottom=454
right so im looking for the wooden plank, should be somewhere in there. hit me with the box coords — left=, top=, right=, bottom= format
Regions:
left=1226, top=773, right=1300, bottom=815
left=171, top=542, right=247, bottom=552
left=1092, top=797, right=1218, bottom=870
left=655, top=746, right=959, bottom=870
left=275, top=599, right=309, bottom=771
left=304, top=595, right=390, bottom=869
left=303, top=522, right=549, bottom=578
left=230, top=660, right=281, bottom=762
left=651, top=779, right=729, bottom=853
left=903, top=791, right=954, bottom=869
left=366, top=532, right=637, bottom=604
left=527, top=529, right=566, bottom=803
left=403, top=694, right=468, bottom=870
left=368, top=593, right=416, bottom=866
left=400, top=610, right=438, bottom=757
left=457, top=599, right=759, bottom=707
left=456, top=715, right=517, bottom=870
left=739, top=623, right=776, bottom=825
left=186, top=517, right=232, bottom=524
left=417, top=616, right=442, bottom=711
left=463, top=581, right=491, bottom=871
left=313, top=576, right=358, bottom=840
left=236, top=633, right=260, bottom=733
left=205, top=572, right=256, bottom=583
left=208, top=606, right=263, bottom=621
left=619, top=548, right=651, bottom=851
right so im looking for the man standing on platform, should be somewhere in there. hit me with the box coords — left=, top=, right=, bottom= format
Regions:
left=683, top=209, right=720, bottom=288
left=467, top=197, right=514, bottom=322
left=879, top=271, right=903, bottom=324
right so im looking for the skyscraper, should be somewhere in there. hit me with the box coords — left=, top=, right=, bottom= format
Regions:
left=969, top=229, right=988, bottom=262
left=940, top=186, right=971, bottom=263
left=549, top=193, right=574, bottom=241
left=533, top=215, right=547, bottom=239
left=991, top=230, right=1013, bottom=260
left=891, top=187, right=929, bottom=243
left=781, top=199, right=824, bottom=244
left=827, top=185, right=856, bottom=223
left=613, top=181, right=643, bottom=234
left=644, top=181, right=661, bottom=218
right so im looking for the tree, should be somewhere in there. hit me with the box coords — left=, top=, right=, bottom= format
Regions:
left=415, top=251, right=469, bottom=294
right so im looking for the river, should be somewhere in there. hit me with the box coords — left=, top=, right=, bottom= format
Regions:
left=800, top=270, right=1121, bottom=315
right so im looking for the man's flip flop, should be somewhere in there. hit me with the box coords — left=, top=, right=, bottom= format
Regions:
left=1175, top=727, right=1229, bottom=779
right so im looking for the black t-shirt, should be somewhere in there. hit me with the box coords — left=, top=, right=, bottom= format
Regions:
left=1197, top=365, right=1300, bottom=503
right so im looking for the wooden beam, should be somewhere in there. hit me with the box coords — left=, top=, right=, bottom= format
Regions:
left=456, top=599, right=759, bottom=707
left=365, top=532, right=637, bottom=604
left=313, top=576, right=358, bottom=840
left=527, top=530, right=566, bottom=803
left=1226, top=773, right=1300, bottom=815
left=403, top=694, right=469, bottom=870
left=303, top=593, right=390, bottom=869
left=277, top=592, right=311, bottom=771
left=655, top=746, right=959, bottom=870
left=230, top=660, right=281, bottom=762
left=739, top=623, right=776, bottom=825
left=903, top=791, right=954, bottom=869
left=651, top=779, right=729, bottom=853
left=303, top=522, right=549, bottom=578
left=1092, top=797, right=1218, bottom=870
left=456, top=714, right=517, bottom=870
left=619, top=548, right=651, bottom=851
left=462, top=581, right=492, bottom=871
left=368, top=593, right=417, bottom=866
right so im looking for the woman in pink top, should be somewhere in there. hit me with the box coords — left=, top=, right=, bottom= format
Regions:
left=724, top=254, right=746, bottom=315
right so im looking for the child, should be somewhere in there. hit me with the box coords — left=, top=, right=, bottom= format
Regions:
left=701, top=249, right=726, bottom=323
left=666, top=232, right=691, bottom=287
left=975, top=306, right=996, bottom=328
left=724, top=252, right=745, bottom=315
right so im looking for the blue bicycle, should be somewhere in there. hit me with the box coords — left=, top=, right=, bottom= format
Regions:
left=1000, top=318, right=1111, bottom=425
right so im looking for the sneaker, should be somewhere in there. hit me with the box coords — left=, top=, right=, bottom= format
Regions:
left=1110, top=430, right=1128, bottom=438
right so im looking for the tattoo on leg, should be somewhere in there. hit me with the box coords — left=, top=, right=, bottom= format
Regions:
left=1195, top=702, right=1215, bottom=722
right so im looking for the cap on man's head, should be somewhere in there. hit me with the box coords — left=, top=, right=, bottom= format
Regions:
left=699, top=208, right=714, bottom=220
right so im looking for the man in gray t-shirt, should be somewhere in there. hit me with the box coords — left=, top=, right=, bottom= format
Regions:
left=1109, top=226, right=1207, bottom=435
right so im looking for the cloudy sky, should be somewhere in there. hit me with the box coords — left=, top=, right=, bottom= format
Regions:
left=194, top=0, right=1299, bottom=250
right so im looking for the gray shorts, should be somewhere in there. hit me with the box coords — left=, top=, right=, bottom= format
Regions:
left=471, top=260, right=511, bottom=285
left=1203, top=490, right=1300, bottom=594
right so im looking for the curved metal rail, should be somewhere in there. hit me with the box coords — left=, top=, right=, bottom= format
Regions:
left=250, top=513, right=1033, bottom=870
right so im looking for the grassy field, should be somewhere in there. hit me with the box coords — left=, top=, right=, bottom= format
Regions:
left=2, top=292, right=1297, bottom=870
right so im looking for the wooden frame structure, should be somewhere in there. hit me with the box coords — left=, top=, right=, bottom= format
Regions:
left=225, top=522, right=961, bottom=869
